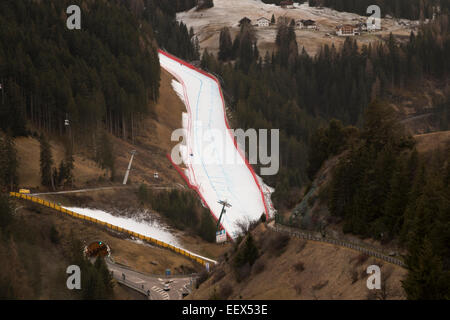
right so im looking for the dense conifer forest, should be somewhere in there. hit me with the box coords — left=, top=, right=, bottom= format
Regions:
left=307, top=0, right=450, bottom=20
left=0, top=0, right=161, bottom=141
left=261, top=0, right=450, bottom=20
left=138, top=185, right=217, bottom=242
left=324, top=101, right=450, bottom=299
left=0, top=0, right=199, bottom=190
left=142, top=0, right=200, bottom=60
left=202, top=14, right=449, bottom=209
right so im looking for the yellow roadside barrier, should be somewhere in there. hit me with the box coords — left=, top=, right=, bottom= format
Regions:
left=8, top=191, right=215, bottom=267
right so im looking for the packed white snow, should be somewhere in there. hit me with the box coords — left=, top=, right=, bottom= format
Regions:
left=159, top=52, right=273, bottom=238
left=63, top=206, right=180, bottom=246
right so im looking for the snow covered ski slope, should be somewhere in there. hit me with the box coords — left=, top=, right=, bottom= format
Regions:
left=159, top=50, right=273, bottom=238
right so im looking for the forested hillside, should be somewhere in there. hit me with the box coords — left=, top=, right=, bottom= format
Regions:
left=320, top=101, right=450, bottom=299
left=142, top=0, right=200, bottom=60
left=138, top=185, right=217, bottom=243
left=0, top=0, right=161, bottom=141
left=0, top=194, right=115, bottom=299
left=202, top=14, right=450, bottom=209
left=0, top=0, right=202, bottom=191
left=262, top=0, right=450, bottom=21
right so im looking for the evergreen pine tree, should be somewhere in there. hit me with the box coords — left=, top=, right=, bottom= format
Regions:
left=39, top=134, right=54, bottom=188
left=64, top=143, right=74, bottom=186
left=0, top=194, right=13, bottom=232
left=218, top=27, right=233, bottom=61
left=403, top=238, right=450, bottom=300
left=0, top=134, right=19, bottom=191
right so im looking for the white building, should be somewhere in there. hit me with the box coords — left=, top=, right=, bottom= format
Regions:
left=297, top=19, right=318, bottom=30
left=256, top=17, right=270, bottom=27
left=336, top=25, right=358, bottom=36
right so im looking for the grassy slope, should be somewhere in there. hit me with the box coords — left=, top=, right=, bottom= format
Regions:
left=190, top=132, right=450, bottom=300
left=414, top=130, right=450, bottom=153
left=189, top=224, right=407, bottom=300
left=111, top=69, right=187, bottom=186
left=14, top=69, right=186, bottom=191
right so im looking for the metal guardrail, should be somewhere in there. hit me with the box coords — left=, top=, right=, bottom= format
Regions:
left=113, top=274, right=152, bottom=300
left=267, top=222, right=406, bottom=268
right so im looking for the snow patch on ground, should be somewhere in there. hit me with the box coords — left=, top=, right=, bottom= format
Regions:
left=63, top=206, right=180, bottom=246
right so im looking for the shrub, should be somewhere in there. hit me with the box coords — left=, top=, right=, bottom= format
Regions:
left=312, top=280, right=329, bottom=291
left=293, top=261, right=305, bottom=272
left=137, top=184, right=150, bottom=203
left=0, top=194, right=13, bottom=232
left=294, top=283, right=302, bottom=295
left=209, top=285, right=233, bottom=300
left=197, top=0, right=214, bottom=11
left=220, top=283, right=233, bottom=300
left=252, top=258, right=265, bottom=275
left=196, top=270, right=209, bottom=289
left=212, top=268, right=226, bottom=284
left=260, top=213, right=267, bottom=223
left=353, top=253, right=369, bottom=266
left=351, top=270, right=359, bottom=284
left=268, top=233, right=290, bottom=256
left=49, top=225, right=60, bottom=244
left=234, top=234, right=259, bottom=268
left=234, top=263, right=251, bottom=283
left=198, top=210, right=216, bottom=242
left=318, top=183, right=330, bottom=203
left=209, top=287, right=220, bottom=300
left=307, top=194, right=316, bottom=207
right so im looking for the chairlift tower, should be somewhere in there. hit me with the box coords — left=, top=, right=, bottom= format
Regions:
left=216, top=200, right=231, bottom=231
left=123, top=150, right=137, bottom=185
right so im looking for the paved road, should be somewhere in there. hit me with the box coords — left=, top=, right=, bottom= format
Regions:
left=30, top=184, right=183, bottom=196
left=105, top=258, right=193, bottom=300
